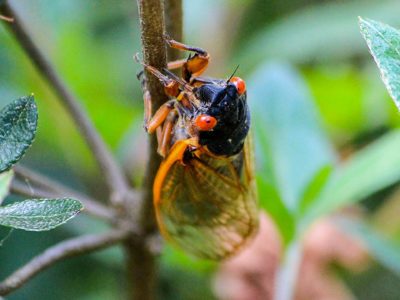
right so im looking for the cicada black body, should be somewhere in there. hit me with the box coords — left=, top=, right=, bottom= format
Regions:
left=138, top=38, right=259, bottom=260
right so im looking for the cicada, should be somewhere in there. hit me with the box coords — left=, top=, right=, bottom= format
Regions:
left=138, top=38, right=259, bottom=260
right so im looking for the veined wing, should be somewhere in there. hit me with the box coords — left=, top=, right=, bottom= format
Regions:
left=155, top=137, right=258, bottom=260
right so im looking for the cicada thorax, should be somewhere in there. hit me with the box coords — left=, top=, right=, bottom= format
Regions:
left=156, top=138, right=258, bottom=260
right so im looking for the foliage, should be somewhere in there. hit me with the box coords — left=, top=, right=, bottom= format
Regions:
left=0, top=96, right=37, bottom=173
left=350, top=16, right=400, bottom=288
left=2, top=1, right=400, bottom=300
left=0, top=171, right=12, bottom=205
left=360, top=18, right=400, bottom=110
left=0, top=198, right=83, bottom=231
left=0, top=97, right=82, bottom=233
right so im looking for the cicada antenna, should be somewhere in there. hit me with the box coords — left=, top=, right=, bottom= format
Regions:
left=226, top=65, right=240, bottom=83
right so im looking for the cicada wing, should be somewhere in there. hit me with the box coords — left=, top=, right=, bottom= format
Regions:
left=156, top=137, right=258, bottom=260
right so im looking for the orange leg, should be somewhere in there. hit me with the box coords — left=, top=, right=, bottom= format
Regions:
left=144, top=65, right=180, bottom=98
left=157, top=111, right=177, bottom=158
left=136, top=54, right=181, bottom=98
left=167, top=59, right=187, bottom=70
left=146, top=100, right=175, bottom=134
left=137, top=59, right=181, bottom=134
left=165, top=37, right=210, bottom=82
left=143, top=90, right=152, bottom=129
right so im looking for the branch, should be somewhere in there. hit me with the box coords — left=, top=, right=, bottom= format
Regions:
left=123, top=1, right=175, bottom=299
left=11, top=180, right=58, bottom=199
left=0, top=229, right=130, bottom=296
left=164, top=0, right=183, bottom=61
left=11, top=166, right=115, bottom=222
left=137, top=0, right=168, bottom=236
left=0, top=2, right=131, bottom=207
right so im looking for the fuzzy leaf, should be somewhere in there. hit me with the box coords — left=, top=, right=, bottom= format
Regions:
left=0, top=96, right=38, bottom=172
left=360, top=17, right=400, bottom=110
left=0, top=198, right=83, bottom=231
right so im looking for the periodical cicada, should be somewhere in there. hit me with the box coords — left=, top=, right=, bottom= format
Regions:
left=137, top=37, right=259, bottom=260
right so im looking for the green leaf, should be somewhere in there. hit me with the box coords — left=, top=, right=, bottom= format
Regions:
left=0, top=96, right=38, bottom=172
left=298, top=165, right=333, bottom=216
left=303, top=130, right=400, bottom=227
left=0, top=198, right=83, bottom=231
left=249, top=62, right=335, bottom=213
left=257, top=176, right=295, bottom=246
left=337, top=217, right=400, bottom=275
left=360, top=17, right=400, bottom=110
left=0, top=170, right=13, bottom=205
left=235, top=0, right=400, bottom=74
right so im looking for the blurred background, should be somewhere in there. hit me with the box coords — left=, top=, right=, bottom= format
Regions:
left=1, top=0, right=400, bottom=299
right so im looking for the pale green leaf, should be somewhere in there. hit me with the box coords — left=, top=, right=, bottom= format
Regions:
left=0, top=170, right=13, bottom=205
left=360, top=17, right=400, bottom=109
left=303, top=130, right=400, bottom=226
left=234, top=0, right=400, bottom=72
left=235, top=0, right=400, bottom=73
left=257, top=176, right=294, bottom=246
left=0, top=96, right=38, bottom=172
left=0, top=198, right=83, bottom=231
left=298, top=165, right=333, bottom=216
left=249, top=62, right=335, bottom=213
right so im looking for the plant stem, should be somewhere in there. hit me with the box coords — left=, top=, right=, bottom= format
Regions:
left=10, top=180, right=54, bottom=199
left=165, top=0, right=183, bottom=61
left=136, top=0, right=168, bottom=233
left=0, top=229, right=130, bottom=296
left=11, top=167, right=115, bottom=222
left=274, top=239, right=302, bottom=300
left=125, top=0, right=181, bottom=299
left=0, top=2, right=131, bottom=207
left=125, top=238, right=158, bottom=300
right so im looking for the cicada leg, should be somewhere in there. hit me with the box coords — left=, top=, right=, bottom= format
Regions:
left=138, top=58, right=195, bottom=160
left=164, top=36, right=210, bottom=82
left=167, top=58, right=187, bottom=70
left=145, top=100, right=175, bottom=134
left=157, top=110, right=178, bottom=158
left=137, top=59, right=181, bottom=132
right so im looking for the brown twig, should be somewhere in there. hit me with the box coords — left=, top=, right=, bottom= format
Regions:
left=124, top=0, right=175, bottom=299
left=11, top=166, right=115, bottom=222
left=165, top=0, right=183, bottom=61
left=10, top=180, right=54, bottom=199
left=136, top=0, right=168, bottom=233
left=0, top=229, right=130, bottom=296
left=0, top=2, right=131, bottom=207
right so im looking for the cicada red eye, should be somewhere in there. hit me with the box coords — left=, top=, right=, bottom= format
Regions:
left=195, top=114, right=217, bottom=131
left=230, top=76, right=246, bottom=95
